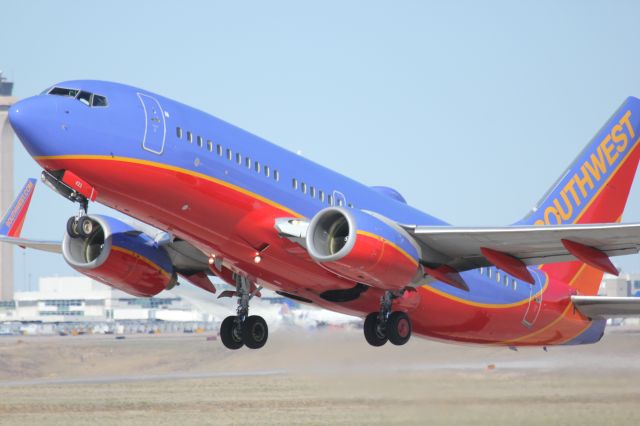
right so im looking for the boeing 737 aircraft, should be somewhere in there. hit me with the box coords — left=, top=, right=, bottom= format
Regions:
left=4, top=80, right=640, bottom=350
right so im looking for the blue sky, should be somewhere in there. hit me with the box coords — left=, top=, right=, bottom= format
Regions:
left=3, top=0, right=640, bottom=290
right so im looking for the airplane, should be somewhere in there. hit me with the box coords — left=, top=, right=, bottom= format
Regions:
left=5, top=80, right=640, bottom=350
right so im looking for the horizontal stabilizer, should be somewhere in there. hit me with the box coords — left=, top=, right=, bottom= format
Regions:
left=572, top=295, right=640, bottom=318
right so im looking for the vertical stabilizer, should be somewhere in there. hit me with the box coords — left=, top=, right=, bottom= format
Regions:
left=519, top=98, right=640, bottom=294
left=0, top=178, right=36, bottom=238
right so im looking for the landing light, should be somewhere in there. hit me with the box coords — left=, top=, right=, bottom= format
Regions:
left=254, top=255, right=262, bottom=264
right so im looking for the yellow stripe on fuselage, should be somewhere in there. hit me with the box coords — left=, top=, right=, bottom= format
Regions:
left=356, top=230, right=419, bottom=267
left=34, top=155, right=302, bottom=218
left=421, top=271, right=549, bottom=309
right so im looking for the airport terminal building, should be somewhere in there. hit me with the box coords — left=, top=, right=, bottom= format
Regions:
left=0, top=276, right=210, bottom=323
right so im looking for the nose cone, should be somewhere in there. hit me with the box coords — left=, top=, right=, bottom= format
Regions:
left=8, top=96, right=58, bottom=156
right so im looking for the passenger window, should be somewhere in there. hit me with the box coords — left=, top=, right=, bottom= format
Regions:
left=328, top=194, right=334, bottom=205
left=488, top=268, right=492, bottom=279
left=264, top=165, right=270, bottom=177
left=236, top=153, right=242, bottom=165
left=216, top=144, right=222, bottom=156
left=207, top=140, right=213, bottom=152
left=77, top=91, right=91, bottom=106
left=92, top=94, right=108, bottom=107
left=503, top=275, right=509, bottom=286
left=301, top=182, right=307, bottom=194
left=254, top=161, right=260, bottom=173
left=319, top=190, right=325, bottom=202
left=512, top=279, right=518, bottom=290
left=226, top=149, right=232, bottom=160
left=176, top=127, right=183, bottom=139
left=348, top=203, right=354, bottom=208
left=245, top=157, right=251, bottom=169
left=310, top=186, right=315, bottom=198
left=197, top=136, right=203, bottom=148
left=187, top=131, right=193, bottom=143
left=337, top=198, right=344, bottom=207
left=479, top=267, right=484, bottom=275
left=274, top=170, right=280, bottom=181
left=292, top=178, right=298, bottom=190
left=496, top=271, right=501, bottom=283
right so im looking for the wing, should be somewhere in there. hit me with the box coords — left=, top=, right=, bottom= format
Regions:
left=572, top=296, right=640, bottom=318
left=0, top=236, right=61, bottom=253
left=403, top=222, right=640, bottom=283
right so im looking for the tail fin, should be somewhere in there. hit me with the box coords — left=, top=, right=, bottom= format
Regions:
left=0, top=178, right=36, bottom=238
left=519, top=97, right=640, bottom=294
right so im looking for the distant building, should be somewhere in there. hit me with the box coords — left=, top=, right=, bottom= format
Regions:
left=0, top=276, right=210, bottom=323
left=599, top=273, right=640, bottom=297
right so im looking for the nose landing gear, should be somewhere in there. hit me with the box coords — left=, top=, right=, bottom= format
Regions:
left=219, top=274, right=269, bottom=350
left=363, top=290, right=412, bottom=347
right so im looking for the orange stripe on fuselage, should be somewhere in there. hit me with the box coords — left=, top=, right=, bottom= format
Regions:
left=356, top=230, right=419, bottom=267
left=421, top=271, right=549, bottom=310
left=34, top=155, right=302, bottom=218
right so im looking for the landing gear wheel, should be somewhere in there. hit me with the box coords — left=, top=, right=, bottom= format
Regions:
left=220, top=316, right=244, bottom=350
left=387, top=311, right=412, bottom=346
left=77, top=216, right=94, bottom=237
left=242, top=315, right=268, bottom=349
left=66, top=217, right=80, bottom=239
left=363, top=312, right=387, bottom=347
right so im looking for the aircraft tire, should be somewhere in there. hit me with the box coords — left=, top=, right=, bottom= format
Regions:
left=78, top=216, right=94, bottom=237
left=387, top=311, right=412, bottom=346
left=363, top=312, right=387, bottom=347
left=66, top=217, right=80, bottom=239
left=220, top=316, right=244, bottom=350
left=242, top=315, right=268, bottom=349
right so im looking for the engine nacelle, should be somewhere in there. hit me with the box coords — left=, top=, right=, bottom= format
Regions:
left=306, top=207, right=421, bottom=290
left=62, top=215, right=175, bottom=297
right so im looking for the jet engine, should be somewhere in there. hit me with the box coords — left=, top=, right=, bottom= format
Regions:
left=62, top=215, right=176, bottom=297
left=305, top=207, right=421, bottom=290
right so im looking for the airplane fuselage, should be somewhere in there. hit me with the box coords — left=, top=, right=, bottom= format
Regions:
left=9, top=80, right=604, bottom=346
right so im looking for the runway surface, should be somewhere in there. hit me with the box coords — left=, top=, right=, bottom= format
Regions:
left=0, top=326, right=639, bottom=425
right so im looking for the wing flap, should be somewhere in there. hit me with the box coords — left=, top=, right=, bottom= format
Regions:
left=572, top=295, right=640, bottom=318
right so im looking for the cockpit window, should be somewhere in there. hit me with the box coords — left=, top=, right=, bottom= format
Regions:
left=48, top=87, right=79, bottom=97
left=92, top=95, right=108, bottom=107
left=46, top=86, right=108, bottom=108
left=77, top=91, right=92, bottom=106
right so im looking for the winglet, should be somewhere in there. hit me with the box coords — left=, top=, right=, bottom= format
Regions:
left=0, top=179, right=37, bottom=238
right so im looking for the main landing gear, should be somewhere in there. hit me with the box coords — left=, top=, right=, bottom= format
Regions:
left=66, top=199, right=92, bottom=239
left=220, top=274, right=269, bottom=350
left=363, top=290, right=412, bottom=347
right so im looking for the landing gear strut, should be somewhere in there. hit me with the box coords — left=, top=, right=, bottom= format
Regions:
left=219, top=274, right=268, bottom=350
left=363, top=290, right=412, bottom=347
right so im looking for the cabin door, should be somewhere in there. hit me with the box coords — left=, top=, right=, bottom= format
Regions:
left=138, top=93, right=166, bottom=155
